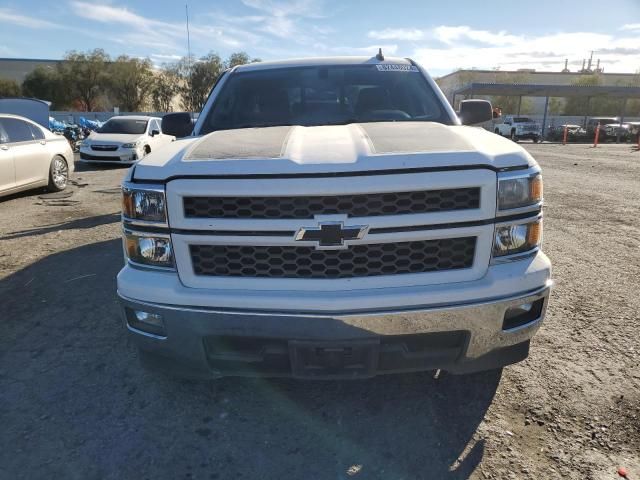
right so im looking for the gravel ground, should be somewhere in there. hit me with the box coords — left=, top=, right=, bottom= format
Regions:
left=0, top=145, right=639, bottom=480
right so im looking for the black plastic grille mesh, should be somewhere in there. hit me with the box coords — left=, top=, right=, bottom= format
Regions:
left=183, top=188, right=480, bottom=219
left=190, top=237, right=476, bottom=279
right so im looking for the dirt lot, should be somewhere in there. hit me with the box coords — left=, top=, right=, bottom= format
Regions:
left=1, top=145, right=639, bottom=480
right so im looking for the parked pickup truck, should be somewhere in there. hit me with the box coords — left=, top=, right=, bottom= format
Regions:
left=117, top=56, right=551, bottom=379
left=494, top=116, right=542, bottom=142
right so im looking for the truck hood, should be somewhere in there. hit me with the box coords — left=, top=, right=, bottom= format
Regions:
left=132, top=122, right=535, bottom=181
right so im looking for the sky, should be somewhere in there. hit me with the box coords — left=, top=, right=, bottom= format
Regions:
left=0, top=0, right=639, bottom=77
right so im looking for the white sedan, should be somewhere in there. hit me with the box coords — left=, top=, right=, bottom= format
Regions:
left=0, top=113, right=74, bottom=198
left=79, top=115, right=175, bottom=165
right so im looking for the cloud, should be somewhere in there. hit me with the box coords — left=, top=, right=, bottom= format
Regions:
left=312, top=43, right=398, bottom=56
left=368, top=28, right=426, bottom=41
left=411, top=27, right=640, bottom=75
left=368, top=25, right=522, bottom=47
left=240, top=0, right=325, bottom=19
left=239, top=0, right=327, bottom=40
left=70, top=1, right=255, bottom=55
left=620, top=23, right=640, bottom=31
left=433, top=26, right=522, bottom=46
left=0, top=7, right=62, bottom=29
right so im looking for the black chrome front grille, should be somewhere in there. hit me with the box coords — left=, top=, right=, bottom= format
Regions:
left=190, top=237, right=476, bottom=279
left=183, top=188, right=480, bottom=219
left=80, top=152, right=122, bottom=161
left=91, top=145, right=118, bottom=151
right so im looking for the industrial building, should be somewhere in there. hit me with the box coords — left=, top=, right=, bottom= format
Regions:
left=0, top=58, right=61, bottom=83
left=437, top=67, right=639, bottom=114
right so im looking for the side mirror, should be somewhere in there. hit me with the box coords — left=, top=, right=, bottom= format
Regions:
left=150, top=129, right=160, bottom=137
left=161, top=113, right=193, bottom=138
left=459, top=99, right=493, bottom=125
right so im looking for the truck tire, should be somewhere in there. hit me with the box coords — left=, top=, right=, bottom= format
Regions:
left=510, top=130, right=518, bottom=142
left=494, top=128, right=501, bottom=136
left=533, top=136, right=539, bottom=143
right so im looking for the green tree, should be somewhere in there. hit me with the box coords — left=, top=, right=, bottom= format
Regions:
left=108, top=55, right=153, bottom=111
left=21, top=66, right=69, bottom=108
left=487, top=73, right=533, bottom=114
left=226, top=52, right=261, bottom=69
left=150, top=70, right=180, bottom=112
left=563, top=75, right=628, bottom=116
left=176, top=52, right=225, bottom=112
left=548, top=98, right=564, bottom=115
left=227, top=52, right=251, bottom=69
left=0, top=78, right=22, bottom=97
left=58, top=49, right=110, bottom=111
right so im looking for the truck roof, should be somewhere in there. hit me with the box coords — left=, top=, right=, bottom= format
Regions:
left=231, top=56, right=414, bottom=72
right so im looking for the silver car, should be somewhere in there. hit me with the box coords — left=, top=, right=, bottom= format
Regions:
left=0, top=114, right=74, bottom=198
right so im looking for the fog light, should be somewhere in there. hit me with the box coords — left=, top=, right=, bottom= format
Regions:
left=502, top=299, right=544, bottom=330
left=126, top=308, right=166, bottom=337
left=505, top=303, right=533, bottom=318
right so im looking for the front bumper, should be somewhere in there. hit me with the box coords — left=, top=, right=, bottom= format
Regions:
left=118, top=258, right=552, bottom=378
left=515, top=132, right=540, bottom=139
left=79, top=148, right=139, bottom=164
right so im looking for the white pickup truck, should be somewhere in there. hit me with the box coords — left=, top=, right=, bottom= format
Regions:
left=117, top=56, right=551, bottom=379
left=494, top=116, right=542, bottom=143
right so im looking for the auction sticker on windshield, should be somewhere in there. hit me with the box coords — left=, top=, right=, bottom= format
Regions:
left=376, top=64, right=419, bottom=72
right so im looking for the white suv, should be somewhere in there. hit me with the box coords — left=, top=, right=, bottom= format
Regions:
left=80, top=116, right=174, bottom=165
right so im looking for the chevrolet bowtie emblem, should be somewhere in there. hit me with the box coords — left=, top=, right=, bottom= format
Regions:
left=295, top=222, right=369, bottom=250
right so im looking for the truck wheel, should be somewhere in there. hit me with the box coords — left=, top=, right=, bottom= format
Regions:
left=494, top=128, right=501, bottom=135
left=47, top=156, right=68, bottom=192
left=533, top=136, right=539, bottom=143
left=510, top=130, right=518, bottom=142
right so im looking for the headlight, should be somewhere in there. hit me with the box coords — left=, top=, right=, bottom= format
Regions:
left=124, top=231, right=174, bottom=269
left=122, top=184, right=167, bottom=225
left=497, top=172, right=542, bottom=211
left=122, top=141, right=141, bottom=148
left=492, top=219, right=542, bottom=259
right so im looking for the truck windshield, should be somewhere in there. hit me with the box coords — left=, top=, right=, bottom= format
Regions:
left=513, top=117, right=532, bottom=122
left=200, top=64, right=450, bottom=134
left=98, top=119, right=148, bottom=135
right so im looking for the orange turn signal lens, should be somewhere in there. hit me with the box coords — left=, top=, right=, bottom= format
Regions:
left=526, top=220, right=542, bottom=246
left=529, top=175, right=543, bottom=203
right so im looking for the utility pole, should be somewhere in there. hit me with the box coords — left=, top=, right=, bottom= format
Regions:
left=185, top=4, right=192, bottom=64
left=185, top=4, right=193, bottom=118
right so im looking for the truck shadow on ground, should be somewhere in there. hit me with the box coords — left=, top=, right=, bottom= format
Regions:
left=0, top=212, right=120, bottom=240
left=73, top=161, right=131, bottom=173
left=0, top=238, right=500, bottom=480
